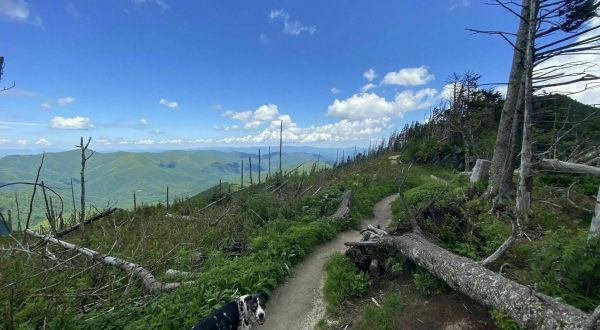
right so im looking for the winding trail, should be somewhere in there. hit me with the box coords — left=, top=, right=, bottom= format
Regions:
left=258, top=194, right=399, bottom=330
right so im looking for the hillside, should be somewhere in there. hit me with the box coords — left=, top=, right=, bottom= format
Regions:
left=0, top=149, right=332, bottom=227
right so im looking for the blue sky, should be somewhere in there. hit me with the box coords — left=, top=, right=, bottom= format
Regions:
left=1, top=0, right=520, bottom=152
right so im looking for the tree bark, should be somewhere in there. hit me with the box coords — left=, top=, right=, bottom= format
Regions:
left=56, top=208, right=117, bottom=238
left=538, top=159, right=600, bottom=177
left=332, top=190, right=353, bottom=219
left=346, top=233, right=592, bottom=329
left=26, top=229, right=194, bottom=294
left=516, top=0, right=538, bottom=220
left=469, top=159, right=491, bottom=183
left=589, top=185, right=600, bottom=241
left=487, top=0, right=530, bottom=196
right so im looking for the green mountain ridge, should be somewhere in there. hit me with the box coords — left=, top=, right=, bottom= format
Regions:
left=0, top=149, right=331, bottom=227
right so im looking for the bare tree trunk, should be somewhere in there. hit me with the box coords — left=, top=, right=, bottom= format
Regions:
left=538, top=159, right=600, bottom=176
left=76, top=137, right=94, bottom=230
left=469, top=159, right=491, bottom=183
left=25, top=153, right=45, bottom=230
left=258, top=148, right=261, bottom=184
left=249, top=156, right=253, bottom=185
left=487, top=0, right=530, bottom=196
left=26, top=229, right=194, bottom=293
left=516, top=0, right=538, bottom=221
left=279, top=120, right=283, bottom=178
left=241, top=159, right=244, bottom=188
left=346, top=233, right=592, bottom=329
left=498, top=79, right=525, bottom=199
left=589, top=185, right=600, bottom=241
left=332, top=190, right=352, bottom=219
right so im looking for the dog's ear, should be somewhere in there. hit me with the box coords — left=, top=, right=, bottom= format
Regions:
left=257, top=292, right=270, bottom=302
left=244, top=295, right=253, bottom=304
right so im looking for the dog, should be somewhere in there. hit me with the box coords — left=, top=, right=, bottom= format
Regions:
left=191, top=293, right=268, bottom=330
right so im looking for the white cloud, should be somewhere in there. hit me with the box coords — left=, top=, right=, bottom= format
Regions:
left=382, top=66, right=435, bottom=86
left=331, top=87, right=342, bottom=94
left=363, top=68, right=377, bottom=82
left=40, top=102, right=51, bottom=109
left=149, top=128, right=164, bottom=134
left=57, top=96, right=75, bottom=106
left=133, top=0, right=167, bottom=10
left=269, top=9, right=317, bottom=36
left=259, top=33, right=270, bottom=45
left=0, top=139, right=10, bottom=144
left=35, top=138, right=50, bottom=146
left=0, top=0, right=29, bottom=21
left=16, top=139, right=27, bottom=145
left=494, top=85, right=508, bottom=97
left=218, top=114, right=392, bottom=144
left=360, top=83, right=376, bottom=93
left=327, top=89, right=438, bottom=121
left=135, top=139, right=155, bottom=145
left=224, top=104, right=280, bottom=130
left=157, top=139, right=182, bottom=144
left=65, top=2, right=79, bottom=19
left=50, top=116, right=94, bottom=129
left=140, top=118, right=149, bottom=126
left=159, top=98, right=178, bottom=109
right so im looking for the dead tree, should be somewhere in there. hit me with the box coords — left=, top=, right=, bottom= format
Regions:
left=0, top=56, right=15, bottom=92
left=76, top=137, right=94, bottom=229
left=332, top=190, right=353, bottom=219
left=25, top=153, right=45, bottom=230
left=26, top=229, right=194, bottom=294
left=346, top=232, right=593, bottom=328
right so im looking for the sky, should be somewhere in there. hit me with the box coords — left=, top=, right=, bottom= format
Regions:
left=0, top=0, right=596, bottom=153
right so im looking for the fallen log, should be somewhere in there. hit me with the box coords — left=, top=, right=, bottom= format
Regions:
left=26, top=229, right=194, bottom=294
left=538, top=159, right=600, bottom=177
left=56, top=208, right=118, bottom=238
left=332, top=190, right=352, bottom=219
left=346, top=233, right=593, bottom=329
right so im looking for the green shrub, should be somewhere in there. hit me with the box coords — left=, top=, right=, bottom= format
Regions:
left=355, top=293, right=403, bottom=330
left=413, top=269, right=447, bottom=296
left=489, top=309, right=522, bottom=330
left=323, top=252, right=371, bottom=312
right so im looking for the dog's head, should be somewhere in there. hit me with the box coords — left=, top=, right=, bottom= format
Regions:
left=240, top=292, right=269, bottom=325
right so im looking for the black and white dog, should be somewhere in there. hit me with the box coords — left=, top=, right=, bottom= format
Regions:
left=191, top=293, right=268, bottom=330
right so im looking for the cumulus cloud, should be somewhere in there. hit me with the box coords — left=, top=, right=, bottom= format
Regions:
left=50, top=116, right=94, bottom=129
left=218, top=114, right=391, bottom=144
left=40, top=102, right=51, bottom=109
left=140, top=118, right=149, bottom=126
left=157, top=139, right=182, bottom=144
left=269, top=9, right=316, bottom=36
left=331, top=87, right=342, bottom=94
left=0, top=0, right=29, bottom=21
left=382, top=66, right=435, bottom=86
left=360, top=83, right=376, bottom=93
left=0, top=139, right=10, bottom=144
left=16, top=139, right=27, bottom=145
left=57, top=96, right=75, bottom=106
left=224, top=104, right=280, bottom=130
left=159, top=98, right=178, bottom=109
left=363, top=68, right=377, bottom=82
left=327, top=89, right=438, bottom=121
left=35, top=138, right=50, bottom=146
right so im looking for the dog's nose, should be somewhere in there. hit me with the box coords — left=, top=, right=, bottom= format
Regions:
left=258, top=312, right=265, bottom=320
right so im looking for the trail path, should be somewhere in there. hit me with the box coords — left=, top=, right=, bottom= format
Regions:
left=258, top=194, right=399, bottom=330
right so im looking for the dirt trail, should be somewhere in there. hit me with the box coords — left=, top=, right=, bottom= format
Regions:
left=258, top=194, right=399, bottom=330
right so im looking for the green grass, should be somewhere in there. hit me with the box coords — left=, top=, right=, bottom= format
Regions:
left=0, top=153, right=400, bottom=329
left=323, top=252, right=371, bottom=313
left=354, top=292, right=404, bottom=330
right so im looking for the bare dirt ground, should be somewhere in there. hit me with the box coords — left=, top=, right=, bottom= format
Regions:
left=257, top=194, right=400, bottom=330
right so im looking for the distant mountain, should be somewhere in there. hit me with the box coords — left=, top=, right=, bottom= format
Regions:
left=0, top=149, right=333, bottom=227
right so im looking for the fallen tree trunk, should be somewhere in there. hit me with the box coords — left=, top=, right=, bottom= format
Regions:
left=56, top=208, right=118, bottom=238
left=346, top=233, right=593, bottom=329
left=26, top=229, right=194, bottom=294
left=332, top=190, right=352, bottom=219
left=538, top=159, right=600, bottom=177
